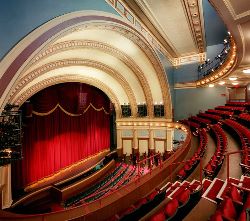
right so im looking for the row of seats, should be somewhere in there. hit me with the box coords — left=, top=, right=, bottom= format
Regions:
left=188, top=116, right=211, bottom=126
left=203, top=124, right=227, bottom=179
left=108, top=188, right=166, bottom=221
left=177, top=129, right=208, bottom=180
left=64, top=163, right=124, bottom=207
left=210, top=184, right=250, bottom=221
left=198, top=112, right=222, bottom=122
left=150, top=182, right=202, bottom=221
left=83, top=165, right=134, bottom=203
left=216, top=105, right=246, bottom=112
left=226, top=101, right=250, bottom=107
left=239, top=113, right=250, bottom=122
left=223, top=119, right=250, bottom=173
left=179, top=119, right=200, bottom=131
left=206, top=109, right=234, bottom=117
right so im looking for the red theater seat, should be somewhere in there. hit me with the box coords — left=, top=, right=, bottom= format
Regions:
left=238, top=210, right=247, bottom=221
left=219, top=197, right=237, bottom=220
left=150, top=210, right=165, bottom=221
left=209, top=211, right=223, bottom=221
left=176, top=189, right=191, bottom=205
left=164, top=198, right=179, bottom=218
left=148, top=190, right=158, bottom=200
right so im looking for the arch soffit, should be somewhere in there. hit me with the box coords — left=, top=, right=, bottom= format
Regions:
left=10, top=59, right=138, bottom=116
left=1, top=12, right=171, bottom=118
left=50, top=22, right=172, bottom=118
left=13, top=75, right=122, bottom=118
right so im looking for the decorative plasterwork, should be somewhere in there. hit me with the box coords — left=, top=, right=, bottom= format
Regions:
left=22, top=40, right=154, bottom=117
left=106, top=0, right=176, bottom=62
left=222, top=0, right=250, bottom=21
left=106, top=0, right=206, bottom=66
left=12, top=75, right=122, bottom=118
left=173, top=52, right=206, bottom=66
left=23, top=22, right=172, bottom=119
left=0, top=12, right=172, bottom=120
left=10, top=59, right=138, bottom=116
left=181, top=0, right=206, bottom=53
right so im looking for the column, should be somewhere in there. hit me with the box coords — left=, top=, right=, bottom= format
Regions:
left=133, top=129, right=138, bottom=154
left=166, top=128, right=174, bottom=151
left=0, top=164, right=13, bottom=209
left=116, top=129, right=122, bottom=157
left=149, top=129, right=154, bottom=153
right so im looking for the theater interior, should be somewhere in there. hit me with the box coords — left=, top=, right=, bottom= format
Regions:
left=1, top=0, right=250, bottom=220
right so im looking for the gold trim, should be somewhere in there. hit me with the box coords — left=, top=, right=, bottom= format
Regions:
left=181, top=0, right=206, bottom=53
left=11, top=59, right=137, bottom=116
left=24, top=40, right=154, bottom=117
left=13, top=75, right=122, bottom=117
left=32, top=103, right=109, bottom=116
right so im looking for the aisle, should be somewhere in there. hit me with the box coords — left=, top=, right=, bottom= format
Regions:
left=187, top=132, right=216, bottom=181
left=217, top=130, right=242, bottom=180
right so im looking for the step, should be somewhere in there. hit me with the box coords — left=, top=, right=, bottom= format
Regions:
left=240, top=175, right=250, bottom=189
left=168, top=180, right=190, bottom=199
left=217, top=177, right=241, bottom=201
left=202, top=178, right=225, bottom=203
left=165, top=181, right=181, bottom=197
left=160, top=182, right=172, bottom=192
left=202, top=179, right=212, bottom=194
left=189, top=179, right=202, bottom=192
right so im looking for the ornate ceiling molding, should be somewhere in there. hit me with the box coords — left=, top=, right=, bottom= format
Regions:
left=181, top=0, right=206, bottom=53
left=22, top=40, right=154, bottom=117
left=10, top=59, right=138, bottom=117
left=106, top=0, right=178, bottom=60
left=11, top=75, right=122, bottom=118
left=21, top=21, right=172, bottom=118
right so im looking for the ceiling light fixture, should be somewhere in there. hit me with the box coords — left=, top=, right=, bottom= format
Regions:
left=243, top=69, right=250, bottom=74
left=229, top=77, right=237, bottom=81
left=232, top=82, right=238, bottom=85
left=218, top=81, right=225, bottom=85
left=209, top=84, right=214, bottom=87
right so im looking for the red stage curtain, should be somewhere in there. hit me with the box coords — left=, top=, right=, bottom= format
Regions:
left=12, top=83, right=110, bottom=190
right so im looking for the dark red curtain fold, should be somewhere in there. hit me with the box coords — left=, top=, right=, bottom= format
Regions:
left=12, top=83, right=110, bottom=190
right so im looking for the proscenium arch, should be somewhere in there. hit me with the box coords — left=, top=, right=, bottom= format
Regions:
left=9, top=59, right=138, bottom=116
left=22, top=40, right=154, bottom=116
left=0, top=11, right=172, bottom=119
left=13, top=75, right=122, bottom=118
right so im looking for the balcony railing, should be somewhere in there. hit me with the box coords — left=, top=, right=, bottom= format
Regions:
left=198, top=35, right=231, bottom=79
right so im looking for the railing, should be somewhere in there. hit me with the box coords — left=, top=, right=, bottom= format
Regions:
left=198, top=35, right=230, bottom=79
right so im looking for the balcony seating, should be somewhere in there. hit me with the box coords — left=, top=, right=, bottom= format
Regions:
left=223, top=119, right=250, bottom=174
left=188, top=116, right=211, bottom=127
left=215, top=105, right=246, bottom=113
left=149, top=182, right=202, bottom=221
left=206, top=109, right=233, bottom=118
left=177, top=129, right=208, bottom=181
left=203, top=124, right=227, bottom=179
left=226, top=102, right=250, bottom=107
left=197, top=112, right=222, bottom=123
left=119, top=190, right=166, bottom=221
left=179, top=119, right=201, bottom=131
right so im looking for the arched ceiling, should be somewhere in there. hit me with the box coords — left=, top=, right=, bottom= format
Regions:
left=0, top=11, right=172, bottom=119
